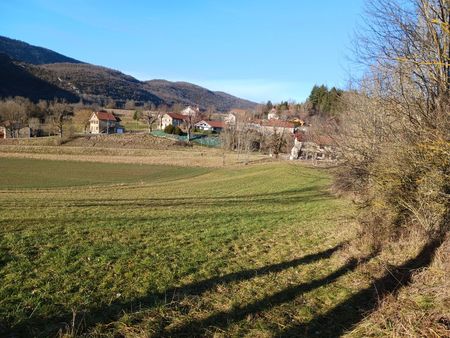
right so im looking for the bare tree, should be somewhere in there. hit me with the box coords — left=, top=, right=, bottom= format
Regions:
left=73, top=108, right=93, bottom=133
left=335, top=0, right=449, bottom=243
left=183, top=109, right=199, bottom=142
left=49, top=100, right=73, bottom=138
left=142, top=111, right=160, bottom=133
left=0, top=98, right=28, bottom=137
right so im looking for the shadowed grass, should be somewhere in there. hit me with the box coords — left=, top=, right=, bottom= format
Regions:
left=0, top=157, right=357, bottom=337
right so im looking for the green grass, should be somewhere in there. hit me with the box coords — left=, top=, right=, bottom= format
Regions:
left=0, top=158, right=367, bottom=337
left=0, top=158, right=210, bottom=189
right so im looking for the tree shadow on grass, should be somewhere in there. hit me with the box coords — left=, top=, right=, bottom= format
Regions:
left=163, top=254, right=375, bottom=337
left=53, top=186, right=330, bottom=208
left=4, top=243, right=346, bottom=337
left=278, top=239, right=442, bottom=337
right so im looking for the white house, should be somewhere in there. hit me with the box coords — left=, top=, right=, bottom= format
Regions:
left=160, top=112, right=187, bottom=130
left=195, top=120, right=225, bottom=132
left=224, top=112, right=236, bottom=125
left=89, top=111, right=122, bottom=134
left=268, top=108, right=279, bottom=120
left=181, top=106, right=198, bottom=117
left=259, top=119, right=296, bottom=134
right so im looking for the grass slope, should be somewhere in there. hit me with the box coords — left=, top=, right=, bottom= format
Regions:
left=0, top=158, right=363, bottom=337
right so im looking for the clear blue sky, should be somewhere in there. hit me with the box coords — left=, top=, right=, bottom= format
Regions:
left=0, top=0, right=365, bottom=103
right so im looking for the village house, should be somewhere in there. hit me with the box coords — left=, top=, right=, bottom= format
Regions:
left=267, top=108, right=279, bottom=120
left=89, top=111, right=123, bottom=134
left=160, top=112, right=187, bottom=130
left=195, top=120, right=225, bottom=133
left=259, top=119, right=296, bottom=134
left=224, top=109, right=251, bottom=126
left=0, top=121, right=31, bottom=138
left=181, top=106, right=199, bottom=117
left=224, top=112, right=236, bottom=125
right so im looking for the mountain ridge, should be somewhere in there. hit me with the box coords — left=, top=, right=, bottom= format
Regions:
left=0, top=36, right=257, bottom=111
left=0, top=36, right=83, bottom=65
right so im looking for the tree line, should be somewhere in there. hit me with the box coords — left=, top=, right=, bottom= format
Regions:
left=0, top=97, right=73, bottom=138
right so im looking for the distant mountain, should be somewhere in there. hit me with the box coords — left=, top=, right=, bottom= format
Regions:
left=0, top=36, right=83, bottom=65
left=0, top=53, right=79, bottom=102
left=0, top=36, right=257, bottom=110
left=143, top=80, right=257, bottom=112
left=29, top=63, right=163, bottom=104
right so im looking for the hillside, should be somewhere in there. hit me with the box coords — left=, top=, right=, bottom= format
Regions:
left=144, top=80, right=257, bottom=111
left=0, top=36, right=257, bottom=110
left=0, top=35, right=83, bottom=65
left=0, top=53, right=79, bottom=102
left=29, top=63, right=163, bottom=104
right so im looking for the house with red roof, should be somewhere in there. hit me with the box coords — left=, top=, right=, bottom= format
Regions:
left=89, top=111, right=123, bottom=134
left=195, top=120, right=225, bottom=133
left=258, top=119, right=296, bottom=134
left=160, top=112, right=188, bottom=130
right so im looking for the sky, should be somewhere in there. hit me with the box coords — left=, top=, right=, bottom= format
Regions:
left=0, top=0, right=366, bottom=103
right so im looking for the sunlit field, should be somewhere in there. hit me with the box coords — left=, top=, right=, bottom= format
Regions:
left=0, top=157, right=374, bottom=337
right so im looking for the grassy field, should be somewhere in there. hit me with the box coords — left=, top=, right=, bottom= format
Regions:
left=0, top=134, right=268, bottom=168
left=0, top=156, right=391, bottom=337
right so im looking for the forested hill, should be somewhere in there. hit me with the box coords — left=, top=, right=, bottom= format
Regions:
left=29, top=63, right=164, bottom=105
left=0, top=36, right=257, bottom=110
left=143, top=80, right=257, bottom=111
left=0, top=53, right=79, bottom=102
left=0, top=36, right=83, bottom=65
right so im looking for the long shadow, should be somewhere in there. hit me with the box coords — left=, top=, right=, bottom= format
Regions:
left=4, top=243, right=345, bottom=337
left=164, top=254, right=374, bottom=337
left=278, top=239, right=442, bottom=337
left=0, top=189, right=332, bottom=212
left=5, top=185, right=325, bottom=207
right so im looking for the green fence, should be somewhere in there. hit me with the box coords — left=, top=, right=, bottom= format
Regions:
left=151, top=131, right=221, bottom=148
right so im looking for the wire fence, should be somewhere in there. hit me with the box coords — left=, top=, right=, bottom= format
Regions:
left=151, top=131, right=221, bottom=147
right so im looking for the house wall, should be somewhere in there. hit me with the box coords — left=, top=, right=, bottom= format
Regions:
left=161, top=115, right=183, bottom=129
left=161, top=115, right=173, bottom=129
left=89, top=116, right=100, bottom=134
left=224, top=113, right=236, bottom=125
left=268, top=112, right=279, bottom=120
left=89, top=116, right=117, bottom=134
left=260, top=126, right=295, bottom=134
left=195, top=122, right=213, bottom=131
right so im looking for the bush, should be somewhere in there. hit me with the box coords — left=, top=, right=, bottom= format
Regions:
left=173, top=126, right=183, bottom=135
left=164, top=124, right=174, bottom=134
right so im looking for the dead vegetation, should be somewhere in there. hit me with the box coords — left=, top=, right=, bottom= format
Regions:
left=330, top=0, right=449, bottom=336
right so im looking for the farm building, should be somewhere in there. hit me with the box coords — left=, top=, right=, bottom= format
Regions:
left=195, top=120, right=225, bottom=132
left=0, top=122, right=31, bottom=138
left=89, top=111, right=123, bottom=134
left=160, top=112, right=188, bottom=130
left=259, top=119, right=296, bottom=134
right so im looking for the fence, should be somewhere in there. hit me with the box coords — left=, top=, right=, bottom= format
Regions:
left=151, top=131, right=221, bottom=148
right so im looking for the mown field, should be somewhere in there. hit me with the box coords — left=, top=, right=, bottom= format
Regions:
left=0, top=156, right=389, bottom=337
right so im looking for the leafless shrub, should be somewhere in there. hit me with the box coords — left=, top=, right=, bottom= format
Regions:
left=335, top=0, right=449, bottom=245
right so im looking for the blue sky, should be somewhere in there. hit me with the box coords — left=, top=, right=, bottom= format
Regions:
left=0, top=0, right=365, bottom=103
